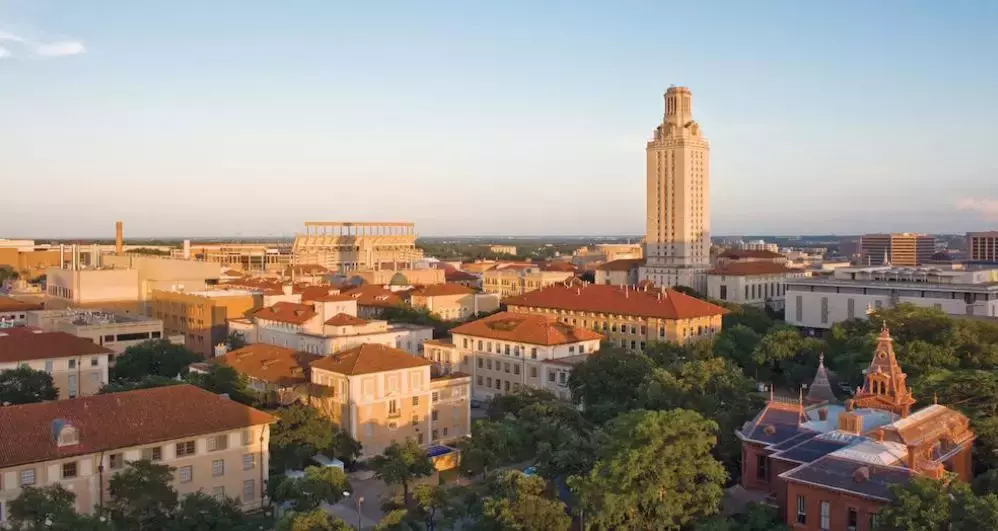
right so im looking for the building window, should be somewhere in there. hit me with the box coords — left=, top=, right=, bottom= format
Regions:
left=513, top=364, right=520, bottom=375
left=432, top=429, right=439, bottom=441
left=756, top=455, right=768, bottom=481
left=44, top=360, right=53, bottom=373
left=20, top=469, right=36, bottom=486
left=176, top=441, right=196, bottom=457
left=477, top=376, right=483, bottom=385
left=548, top=372, right=555, bottom=383
left=530, top=367, right=538, bottom=378
left=243, top=454, right=255, bottom=470
left=495, top=379, right=501, bottom=390
left=109, top=453, right=124, bottom=470
left=504, top=345, right=510, bottom=355
left=211, top=459, right=225, bottom=477
left=531, top=348, right=537, bottom=359
left=796, top=495, right=806, bottom=525
left=720, top=285, right=727, bottom=300
left=212, top=486, right=225, bottom=499
left=486, top=377, right=492, bottom=387
left=207, top=434, right=228, bottom=452
left=504, top=363, right=510, bottom=373
left=90, top=356, right=99, bottom=367
left=477, top=340, right=483, bottom=350
left=142, top=446, right=163, bottom=461
left=242, top=429, right=252, bottom=446
left=412, top=396, right=419, bottom=406
left=486, top=360, right=492, bottom=370
left=820, top=501, right=830, bottom=530
left=62, top=461, right=78, bottom=479
left=67, top=374, right=78, bottom=398
left=68, top=359, right=77, bottom=369
left=242, top=479, right=256, bottom=501
left=462, top=338, right=468, bottom=348
left=178, top=466, right=193, bottom=483
left=478, top=358, right=484, bottom=368
left=388, top=400, right=398, bottom=415
left=847, top=507, right=858, bottom=531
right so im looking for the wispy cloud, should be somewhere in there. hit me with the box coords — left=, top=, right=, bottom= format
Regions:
left=0, top=30, right=85, bottom=58
left=957, top=198, right=998, bottom=219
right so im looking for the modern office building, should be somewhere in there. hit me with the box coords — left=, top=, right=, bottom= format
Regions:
left=307, top=344, right=471, bottom=458
left=785, top=266, right=998, bottom=331
left=504, top=281, right=728, bottom=349
left=640, top=86, right=711, bottom=293
left=0, top=385, right=275, bottom=523
left=967, top=231, right=998, bottom=263
left=291, top=221, right=424, bottom=273
left=858, top=233, right=935, bottom=266
left=738, top=327, right=974, bottom=530
left=0, top=327, right=113, bottom=399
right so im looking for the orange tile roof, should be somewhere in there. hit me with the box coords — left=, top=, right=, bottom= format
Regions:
left=309, top=343, right=432, bottom=376
left=0, top=296, right=43, bottom=313
left=252, top=301, right=317, bottom=325
left=214, top=344, right=321, bottom=386
left=442, top=268, right=477, bottom=282
left=708, top=262, right=800, bottom=276
left=340, top=285, right=405, bottom=308
left=504, top=282, right=729, bottom=320
left=450, top=311, right=603, bottom=346
left=595, top=258, right=644, bottom=271
left=0, top=330, right=112, bottom=363
left=324, top=313, right=370, bottom=326
left=541, top=262, right=577, bottom=272
left=423, top=339, right=455, bottom=348
left=409, top=284, right=475, bottom=297
left=719, top=249, right=784, bottom=259
left=0, top=384, right=275, bottom=469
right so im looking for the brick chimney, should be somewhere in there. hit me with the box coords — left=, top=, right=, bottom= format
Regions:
left=115, top=221, right=124, bottom=255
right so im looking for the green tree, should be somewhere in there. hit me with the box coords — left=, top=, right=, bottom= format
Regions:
left=0, top=366, right=59, bottom=405
left=224, top=331, right=247, bottom=350
left=100, top=374, right=183, bottom=394
left=457, top=420, right=523, bottom=476
left=569, top=409, right=727, bottom=530
left=370, top=438, right=435, bottom=505
left=111, top=340, right=200, bottom=381
left=6, top=485, right=81, bottom=530
left=270, top=403, right=338, bottom=471
left=486, top=388, right=560, bottom=421
left=165, top=492, right=248, bottom=531
left=273, top=466, right=351, bottom=512
left=695, top=502, right=788, bottom=531
left=276, top=509, right=352, bottom=531
left=568, top=347, right=656, bottom=423
left=185, top=364, right=255, bottom=405
left=0, top=265, right=19, bottom=284
left=477, top=470, right=571, bottom=531
left=106, top=460, right=178, bottom=530
left=331, top=430, right=364, bottom=467
left=721, top=304, right=774, bottom=335
left=876, top=476, right=953, bottom=531
left=713, top=324, right=764, bottom=372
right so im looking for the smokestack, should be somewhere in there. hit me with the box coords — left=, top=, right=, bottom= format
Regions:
left=59, top=244, right=66, bottom=270
left=182, top=239, right=191, bottom=260
left=115, top=221, right=123, bottom=255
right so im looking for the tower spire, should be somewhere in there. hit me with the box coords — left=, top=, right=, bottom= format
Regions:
left=806, top=353, right=837, bottom=404
left=853, top=325, right=916, bottom=417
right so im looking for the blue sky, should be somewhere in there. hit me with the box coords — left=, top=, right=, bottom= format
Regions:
left=2, top=0, right=997, bottom=238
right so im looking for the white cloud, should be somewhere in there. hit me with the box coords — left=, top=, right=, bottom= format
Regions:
left=957, top=198, right=998, bottom=219
left=35, top=40, right=85, bottom=57
left=0, top=30, right=85, bottom=58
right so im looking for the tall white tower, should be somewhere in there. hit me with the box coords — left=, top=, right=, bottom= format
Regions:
left=640, top=86, right=711, bottom=293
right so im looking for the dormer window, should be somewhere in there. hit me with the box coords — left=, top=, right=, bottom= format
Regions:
left=52, top=420, right=79, bottom=447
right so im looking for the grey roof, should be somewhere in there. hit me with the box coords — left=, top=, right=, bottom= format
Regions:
left=739, top=407, right=808, bottom=445
left=768, top=431, right=820, bottom=451
left=772, top=438, right=850, bottom=464
left=781, top=456, right=914, bottom=501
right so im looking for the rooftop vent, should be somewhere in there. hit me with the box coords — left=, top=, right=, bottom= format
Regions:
left=762, top=424, right=776, bottom=436
left=52, top=419, right=79, bottom=447
left=853, top=467, right=870, bottom=484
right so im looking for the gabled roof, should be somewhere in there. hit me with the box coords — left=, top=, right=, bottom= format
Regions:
left=324, top=313, right=370, bottom=326
left=504, top=282, right=729, bottom=320
left=0, top=329, right=113, bottom=363
left=214, top=344, right=321, bottom=386
left=0, top=385, right=275, bottom=469
left=450, top=311, right=603, bottom=346
left=252, top=302, right=317, bottom=325
left=780, top=456, right=914, bottom=502
left=309, top=343, right=432, bottom=376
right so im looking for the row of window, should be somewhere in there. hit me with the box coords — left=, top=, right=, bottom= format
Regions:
left=476, top=376, right=522, bottom=394
left=462, top=338, right=540, bottom=359
left=796, top=495, right=869, bottom=531
left=476, top=357, right=527, bottom=376
left=14, top=451, right=255, bottom=488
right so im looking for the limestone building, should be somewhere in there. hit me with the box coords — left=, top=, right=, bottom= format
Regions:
left=292, top=222, right=424, bottom=273
left=640, top=86, right=711, bottom=293
left=0, top=327, right=112, bottom=399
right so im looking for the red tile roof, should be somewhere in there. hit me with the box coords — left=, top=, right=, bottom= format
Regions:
left=504, top=282, right=728, bottom=320
left=0, top=384, right=275, bottom=469
left=215, top=344, right=321, bottom=386
left=324, top=313, right=370, bottom=326
left=409, top=284, right=475, bottom=297
left=340, top=285, right=406, bottom=308
left=0, top=330, right=112, bottom=363
left=719, top=249, right=784, bottom=259
left=708, top=262, right=801, bottom=276
left=309, top=343, right=432, bottom=375
left=442, top=268, right=477, bottom=282
left=541, top=262, right=577, bottom=272
left=0, top=296, right=43, bottom=313
left=252, top=302, right=318, bottom=325
left=596, top=258, right=644, bottom=271
left=450, top=311, right=603, bottom=346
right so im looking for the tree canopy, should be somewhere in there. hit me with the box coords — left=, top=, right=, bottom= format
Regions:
left=110, top=340, right=200, bottom=382
left=371, top=439, right=435, bottom=505
left=273, top=466, right=352, bottom=513
left=0, top=366, right=59, bottom=405
left=106, top=460, right=179, bottom=530
left=478, top=470, right=571, bottom=531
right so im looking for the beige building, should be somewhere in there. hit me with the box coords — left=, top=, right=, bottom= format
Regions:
left=339, top=285, right=407, bottom=319
left=641, top=86, right=711, bottom=293
left=250, top=299, right=431, bottom=356
left=348, top=267, right=445, bottom=286
left=292, top=222, right=424, bottom=273
left=967, top=231, right=998, bottom=263
left=858, top=233, right=935, bottom=266
left=308, top=344, right=471, bottom=459
left=504, top=281, right=728, bottom=349
left=149, top=289, right=263, bottom=357
left=445, top=312, right=603, bottom=401
left=0, top=327, right=112, bottom=399
left=481, top=265, right=574, bottom=298
left=0, top=297, right=43, bottom=327
left=176, top=242, right=292, bottom=273
left=46, top=254, right=221, bottom=313
left=594, top=259, right=643, bottom=287
left=408, top=284, right=500, bottom=321
left=26, top=309, right=172, bottom=356
left=706, top=262, right=808, bottom=310
left=489, top=245, right=517, bottom=256
left=0, top=385, right=275, bottom=523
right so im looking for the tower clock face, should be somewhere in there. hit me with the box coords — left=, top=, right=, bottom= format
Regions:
left=878, top=352, right=887, bottom=359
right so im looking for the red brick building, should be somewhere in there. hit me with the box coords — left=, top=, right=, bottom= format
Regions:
left=737, top=325, right=975, bottom=530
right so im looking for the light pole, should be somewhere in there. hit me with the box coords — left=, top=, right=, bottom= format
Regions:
left=344, top=491, right=364, bottom=530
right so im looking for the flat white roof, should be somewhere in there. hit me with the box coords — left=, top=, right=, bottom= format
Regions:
left=182, top=289, right=261, bottom=298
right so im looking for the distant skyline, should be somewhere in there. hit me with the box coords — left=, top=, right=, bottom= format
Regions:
left=2, top=1, right=997, bottom=238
